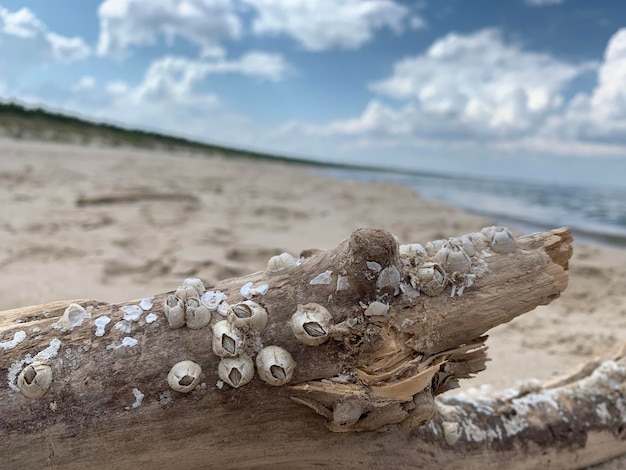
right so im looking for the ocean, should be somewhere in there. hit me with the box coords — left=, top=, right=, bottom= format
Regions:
left=322, top=167, right=626, bottom=247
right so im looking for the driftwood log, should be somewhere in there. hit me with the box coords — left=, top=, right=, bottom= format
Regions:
left=1, top=226, right=624, bottom=469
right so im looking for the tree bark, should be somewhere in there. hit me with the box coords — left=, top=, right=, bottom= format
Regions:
left=2, top=226, right=619, bottom=469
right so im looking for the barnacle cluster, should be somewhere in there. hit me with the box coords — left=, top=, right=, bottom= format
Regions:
left=400, top=226, right=517, bottom=298
left=214, top=299, right=296, bottom=388
left=165, top=275, right=296, bottom=392
left=163, top=278, right=225, bottom=330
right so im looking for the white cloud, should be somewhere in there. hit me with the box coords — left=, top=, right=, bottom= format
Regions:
left=311, top=29, right=593, bottom=142
left=551, top=28, right=626, bottom=143
left=95, top=0, right=418, bottom=56
left=72, top=76, right=97, bottom=92
left=0, top=6, right=44, bottom=38
left=0, top=5, right=90, bottom=73
left=135, top=52, right=289, bottom=92
left=97, top=0, right=242, bottom=58
left=106, top=80, right=129, bottom=95
left=92, top=52, right=288, bottom=134
left=46, top=32, right=91, bottom=63
left=247, top=0, right=412, bottom=51
left=289, top=27, right=626, bottom=159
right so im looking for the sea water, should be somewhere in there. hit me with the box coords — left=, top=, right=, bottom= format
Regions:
left=322, top=168, right=626, bottom=247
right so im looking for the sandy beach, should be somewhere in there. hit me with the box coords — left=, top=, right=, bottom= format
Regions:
left=1, top=137, right=625, bottom=466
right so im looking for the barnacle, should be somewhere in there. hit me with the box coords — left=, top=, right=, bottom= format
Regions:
left=163, top=295, right=185, bottom=329
left=256, top=346, right=295, bottom=386
left=17, top=363, right=53, bottom=399
left=175, top=277, right=206, bottom=301
left=185, top=297, right=211, bottom=329
left=411, top=263, right=448, bottom=296
left=212, top=320, right=244, bottom=357
left=290, top=303, right=333, bottom=346
left=227, top=300, right=268, bottom=331
left=218, top=356, right=255, bottom=388
left=167, top=360, right=202, bottom=393
left=267, top=252, right=298, bottom=275
left=491, top=227, right=517, bottom=254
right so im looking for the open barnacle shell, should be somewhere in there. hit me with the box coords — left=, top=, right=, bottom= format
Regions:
left=185, top=297, right=211, bottom=329
left=410, top=262, right=448, bottom=296
left=218, top=356, right=255, bottom=388
left=167, top=360, right=202, bottom=393
left=290, top=303, right=333, bottom=346
left=17, top=362, right=53, bottom=399
left=164, top=295, right=185, bottom=329
left=256, top=346, right=296, bottom=386
left=212, top=320, right=244, bottom=357
left=227, top=300, right=268, bottom=331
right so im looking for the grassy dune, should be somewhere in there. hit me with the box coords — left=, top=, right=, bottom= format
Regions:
left=0, top=101, right=324, bottom=167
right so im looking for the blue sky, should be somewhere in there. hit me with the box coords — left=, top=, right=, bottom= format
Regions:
left=1, top=0, right=625, bottom=187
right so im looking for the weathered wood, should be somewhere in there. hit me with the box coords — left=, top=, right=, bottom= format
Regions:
left=3, top=226, right=617, bottom=470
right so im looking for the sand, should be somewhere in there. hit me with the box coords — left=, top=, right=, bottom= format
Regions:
left=1, top=137, right=625, bottom=466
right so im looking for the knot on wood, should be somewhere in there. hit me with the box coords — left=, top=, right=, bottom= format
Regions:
left=348, top=228, right=399, bottom=268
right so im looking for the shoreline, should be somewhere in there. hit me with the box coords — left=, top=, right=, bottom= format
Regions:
left=318, top=167, right=626, bottom=250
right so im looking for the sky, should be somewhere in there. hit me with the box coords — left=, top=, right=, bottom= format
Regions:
left=1, top=0, right=625, bottom=187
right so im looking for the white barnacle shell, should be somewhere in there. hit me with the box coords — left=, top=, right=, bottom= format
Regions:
left=437, top=243, right=472, bottom=274
left=336, top=275, right=350, bottom=291
left=185, top=297, right=211, bottom=329
left=469, top=231, right=489, bottom=252
left=459, top=236, right=475, bottom=257
left=364, top=301, right=389, bottom=317
left=17, top=362, right=53, bottom=399
left=480, top=226, right=497, bottom=240
left=250, top=284, right=269, bottom=296
left=175, top=277, right=206, bottom=300
left=240, top=282, right=253, bottom=299
left=400, top=282, right=420, bottom=299
left=163, top=295, right=186, bottom=329
left=425, top=239, right=446, bottom=257
left=54, top=303, right=91, bottom=331
left=376, top=266, right=401, bottom=296
left=218, top=356, right=255, bottom=389
left=399, top=243, right=426, bottom=262
left=241, top=282, right=269, bottom=299
left=256, top=346, right=296, bottom=386
left=212, top=320, right=244, bottom=357
left=290, top=303, right=333, bottom=346
left=411, top=262, right=448, bottom=296
left=167, top=360, right=202, bottom=393
left=94, top=316, right=111, bottom=337
left=310, top=270, right=333, bottom=285
left=491, top=227, right=517, bottom=254
left=267, top=252, right=298, bottom=275
left=200, top=290, right=227, bottom=311
left=366, top=261, right=382, bottom=273
left=227, top=300, right=268, bottom=331
left=217, top=301, right=230, bottom=317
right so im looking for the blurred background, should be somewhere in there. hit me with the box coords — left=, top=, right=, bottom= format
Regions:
left=0, top=0, right=626, bottom=245
left=1, top=0, right=626, bottom=246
